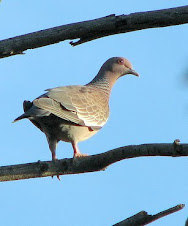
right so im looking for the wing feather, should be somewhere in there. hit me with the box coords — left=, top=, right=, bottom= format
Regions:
left=34, top=85, right=109, bottom=127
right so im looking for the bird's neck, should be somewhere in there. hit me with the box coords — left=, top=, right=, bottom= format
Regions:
left=86, top=71, right=117, bottom=95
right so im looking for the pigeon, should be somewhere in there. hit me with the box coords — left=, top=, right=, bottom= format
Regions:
left=13, top=57, right=139, bottom=161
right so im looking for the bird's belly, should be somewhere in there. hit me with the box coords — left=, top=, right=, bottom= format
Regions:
left=58, top=124, right=98, bottom=143
left=33, top=115, right=99, bottom=143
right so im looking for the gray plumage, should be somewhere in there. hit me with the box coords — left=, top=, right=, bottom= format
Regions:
left=14, top=57, right=139, bottom=160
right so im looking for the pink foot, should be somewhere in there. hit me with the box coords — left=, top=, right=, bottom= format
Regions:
left=72, top=141, right=88, bottom=160
left=73, top=153, right=89, bottom=165
left=74, top=152, right=88, bottom=158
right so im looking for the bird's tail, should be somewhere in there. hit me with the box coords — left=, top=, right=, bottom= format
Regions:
left=12, top=114, right=28, bottom=123
left=13, top=100, right=33, bottom=123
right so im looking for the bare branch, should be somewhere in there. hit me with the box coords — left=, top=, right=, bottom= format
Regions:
left=113, top=204, right=185, bottom=226
left=0, top=142, right=188, bottom=182
left=0, top=6, right=188, bottom=59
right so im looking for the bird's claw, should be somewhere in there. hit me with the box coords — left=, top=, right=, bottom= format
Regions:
left=51, top=158, right=61, bottom=180
left=73, top=153, right=89, bottom=164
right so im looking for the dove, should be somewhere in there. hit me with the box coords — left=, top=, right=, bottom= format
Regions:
left=14, top=57, right=139, bottom=161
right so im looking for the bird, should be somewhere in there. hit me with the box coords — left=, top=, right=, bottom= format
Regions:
left=13, top=57, right=139, bottom=161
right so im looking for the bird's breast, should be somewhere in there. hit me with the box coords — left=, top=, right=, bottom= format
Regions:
left=58, top=123, right=99, bottom=143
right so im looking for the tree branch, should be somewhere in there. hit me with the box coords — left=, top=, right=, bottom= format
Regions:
left=0, top=141, right=187, bottom=182
left=113, top=204, right=185, bottom=225
left=0, top=5, right=188, bottom=59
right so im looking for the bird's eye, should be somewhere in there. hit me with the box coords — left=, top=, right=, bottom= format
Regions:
left=117, top=59, right=124, bottom=65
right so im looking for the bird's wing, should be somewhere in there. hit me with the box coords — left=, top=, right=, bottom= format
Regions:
left=33, top=85, right=109, bottom=128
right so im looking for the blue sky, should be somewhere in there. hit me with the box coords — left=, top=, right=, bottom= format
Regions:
left=1, top=1, right=188, bottom=226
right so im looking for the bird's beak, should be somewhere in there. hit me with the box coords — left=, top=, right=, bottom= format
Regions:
left=129, top=68, right=139, bottom=77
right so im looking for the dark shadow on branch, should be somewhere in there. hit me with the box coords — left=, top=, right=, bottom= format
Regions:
left=0, top=6, right=188, bottom=59
left=0, top=141, right=187, bottom=182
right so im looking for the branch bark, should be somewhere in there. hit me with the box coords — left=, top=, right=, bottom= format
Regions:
left=113, top=204, right=185, bottom=225
left=0, top=5, right=188, bottom=59
left=0, top=141, right=187, bottom=182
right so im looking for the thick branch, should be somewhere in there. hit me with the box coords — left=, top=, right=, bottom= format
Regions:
left=0, top=142, right=187, bottom=182
left=113, top=204, right=185, bottom=225
left=0, top=5, right=188, bottom=58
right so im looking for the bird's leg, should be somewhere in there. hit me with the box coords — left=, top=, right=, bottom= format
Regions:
left=48, top=140, right=60, bottom=180
left=49, top=142, right=57, bottom=161
left=71, top=141, right=88, bottom=158
left=52, top=151, right=57, bottom=161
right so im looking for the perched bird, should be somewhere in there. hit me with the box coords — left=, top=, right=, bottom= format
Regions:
left=14, top=57, right=139, bottom=161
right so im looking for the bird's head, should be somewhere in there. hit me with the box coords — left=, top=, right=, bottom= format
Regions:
left=88, top=57, right=139, bottom=89
left=97, top=57, right=139, bottom=88
left=103, top=57, right=139, bottom=78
